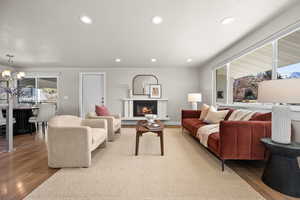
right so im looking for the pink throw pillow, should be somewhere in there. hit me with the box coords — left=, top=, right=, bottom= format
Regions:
left=95, top=105, right=110, bottom=116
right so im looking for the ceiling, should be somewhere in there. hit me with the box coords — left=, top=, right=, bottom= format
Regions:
left=0, top=0, right=298, bottom=69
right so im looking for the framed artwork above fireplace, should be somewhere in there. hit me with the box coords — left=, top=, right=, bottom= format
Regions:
left=149, top=84, right=161, bottom=99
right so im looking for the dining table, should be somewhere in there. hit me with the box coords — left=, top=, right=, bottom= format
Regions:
left=2, top=106, right=39, bottom=135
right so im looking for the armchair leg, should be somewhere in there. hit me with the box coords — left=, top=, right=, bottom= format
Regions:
left=221, top=160, right=225, bottom=172
left=99, top=141, right=106, bottom=148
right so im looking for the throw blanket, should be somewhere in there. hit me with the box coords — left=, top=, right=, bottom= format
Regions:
left=197, top=109, right=256, bottom=147
left=197, top=124, right=219, bottom=147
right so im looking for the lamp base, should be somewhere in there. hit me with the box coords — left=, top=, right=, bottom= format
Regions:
left=191, top=102, right=198, bottom=110
left=272, top=105, right=291, bottom=144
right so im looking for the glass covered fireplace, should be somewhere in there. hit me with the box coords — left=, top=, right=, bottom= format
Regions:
left=133, top=100, right=157, bottom=117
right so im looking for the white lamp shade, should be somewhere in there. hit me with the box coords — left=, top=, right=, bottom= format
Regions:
left=258, top=79, right=300, bottom=104
left=188, top=93, right=202, bottom=102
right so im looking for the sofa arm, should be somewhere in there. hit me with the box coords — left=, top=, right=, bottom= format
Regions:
left=86, top=114, right=116, bottom=141
left=47, top=126, right=92, bottom=168
left=181, top=110, right=201, bottom=119
left=110, top=114, right=121, bottom=119
left=81, top=119, right=107, bottom=130
left=219, top=121, right=271, bottom=160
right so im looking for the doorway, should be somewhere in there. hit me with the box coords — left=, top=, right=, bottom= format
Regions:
left=79, top=72, right=106, bottom=118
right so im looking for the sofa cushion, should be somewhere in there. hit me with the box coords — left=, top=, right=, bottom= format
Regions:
left=199, top=104, right=210, bottom=120
left=207, top=132, right=220, bottom=156
left=204, top=106, right=229, bottom=124
left=218, top=108, right=235, bottom=121
left=182, top=118, right=207, bottom=136
left=250, top=112, right=272, bottom=121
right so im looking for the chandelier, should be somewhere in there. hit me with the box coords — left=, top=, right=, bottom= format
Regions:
left=0, top=54, right=26, bottom=96
left=1, top=54, right=25, bottom=81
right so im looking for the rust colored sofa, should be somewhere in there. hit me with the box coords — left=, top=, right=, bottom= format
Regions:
left=181, top=109, right=272, bottom=171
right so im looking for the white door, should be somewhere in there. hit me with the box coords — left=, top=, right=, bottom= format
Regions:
left=80, top=73, right=105, bottom=118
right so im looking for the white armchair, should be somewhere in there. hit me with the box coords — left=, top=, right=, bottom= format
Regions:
left=86, top=112, right=121, bottom=141
left=48, top=115, right=107, bottom=168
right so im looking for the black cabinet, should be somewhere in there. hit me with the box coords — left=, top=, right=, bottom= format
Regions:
left=2, top=108, right=37, bottom=135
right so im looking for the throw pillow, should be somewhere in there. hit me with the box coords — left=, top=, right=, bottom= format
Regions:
left=228, top=109, right=255, bottom=121
left=199, top=104, right=210, bottom=120
left=95, top=105, right=110, bottom=116
left=204, top=106, right=229, bottom=124
left=250, top=112, right=272, bottom=121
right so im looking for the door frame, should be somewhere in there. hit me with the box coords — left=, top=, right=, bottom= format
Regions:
left=79, top=72, right=106, bottom=118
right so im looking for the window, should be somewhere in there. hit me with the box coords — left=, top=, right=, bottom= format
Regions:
left=37, top=78, right=58, bottom=103
left=213, top=27, right=300, bottom=105
left=278, top=30, right=300, bottom=79
left=229, top=44, right=273, bottom=103
left=215, top=66, right=227, bottom=103
left=18, top=77, right=58, bottom=105
left=18, top=78, right=37, bottom=103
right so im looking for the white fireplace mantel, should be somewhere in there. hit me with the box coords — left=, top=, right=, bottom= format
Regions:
left=122, top=98, right=169, bottom=120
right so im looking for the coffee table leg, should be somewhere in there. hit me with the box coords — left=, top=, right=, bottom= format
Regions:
left=135, top=133, right=139, bottom=156
left=160, top=132, right=164, bottom=156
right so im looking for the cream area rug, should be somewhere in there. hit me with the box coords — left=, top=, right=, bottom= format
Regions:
left=25, top=128, right=264, bottom=200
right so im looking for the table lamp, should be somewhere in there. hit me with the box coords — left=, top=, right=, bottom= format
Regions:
left=188, top=93, right=202, bottom=110
left=258, top=79, right=300, bottom=144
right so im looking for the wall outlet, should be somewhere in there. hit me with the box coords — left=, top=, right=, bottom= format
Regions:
left=63, top=96, right=69, bottom=100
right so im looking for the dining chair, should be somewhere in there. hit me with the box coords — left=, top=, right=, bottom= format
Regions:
left=28, top=103, right=56, bottom=134
left=0, top=109, right=16, bottom=137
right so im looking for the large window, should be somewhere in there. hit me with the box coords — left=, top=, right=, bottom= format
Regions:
left=18, top=77, right=58, bottom=105
left=278, top=30, right=300, bottom=79
left=230, top=44, right=273, bottom=103
left=214, top=27, right=300, bottom=105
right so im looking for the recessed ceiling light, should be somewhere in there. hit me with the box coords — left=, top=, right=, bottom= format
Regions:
left=80, top=15, right=92, bottom=24
left=115, top=58, right=121, bottom=62
left=151, top=58, right=157, bottom=62
left=152, top=16, right=163, bottom=24
left=221, top=17, right=235, bottom=25
left=187, top=58, right=192, bottom=63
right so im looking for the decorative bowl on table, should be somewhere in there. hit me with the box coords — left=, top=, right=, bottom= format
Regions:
left=144, top=114, right=157, bottom=125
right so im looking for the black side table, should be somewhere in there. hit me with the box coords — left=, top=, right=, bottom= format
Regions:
left=261, top=138, right=300, bottom=198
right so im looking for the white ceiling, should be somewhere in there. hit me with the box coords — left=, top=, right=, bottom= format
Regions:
left=0, top=0, right=298, bottom=69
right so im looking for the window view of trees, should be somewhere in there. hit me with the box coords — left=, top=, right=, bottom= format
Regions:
left=230, top=44, right=273, bottom=103
left=215, top=29, right=300, bottom=105
left=232, top=70, right=272, bottom=102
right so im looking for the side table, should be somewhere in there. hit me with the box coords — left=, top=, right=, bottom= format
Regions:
left=261, top=138, right=300, bottom=198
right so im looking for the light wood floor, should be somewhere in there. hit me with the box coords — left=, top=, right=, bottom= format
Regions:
left=0, top=128, right=299, bottom=200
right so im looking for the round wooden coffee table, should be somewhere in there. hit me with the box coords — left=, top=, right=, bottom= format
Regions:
left=135, top=120, right=164, bottom=156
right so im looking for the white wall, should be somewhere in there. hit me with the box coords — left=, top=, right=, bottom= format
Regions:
left=199, top=3, right=300, bottom=105
left=20, top=67, right=201, bottom=125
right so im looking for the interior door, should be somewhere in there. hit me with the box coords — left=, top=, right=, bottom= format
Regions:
left=80, top=73, right=105, bottom=117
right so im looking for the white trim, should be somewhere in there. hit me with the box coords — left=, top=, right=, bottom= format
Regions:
left=211, top=70, right=216, bottom=106
left=79, top=72, right=106, bottom=118
left=272, top=40, right=278, bottom=80
left=226, top=63, right=230, bottom=104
